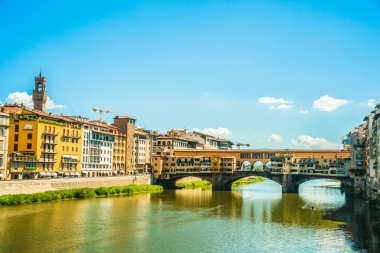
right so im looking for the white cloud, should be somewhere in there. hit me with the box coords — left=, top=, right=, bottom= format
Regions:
left=192, top=127, right=232, bottom=137
left=312, top=95, right=349, bottom=112
left=269, top=104, right=293, bottom=110
left=5, top=91, right=66, bottom=110
left=299, top=110, right=309, bottom=114
left=367, top=99, right=377, bottom=108
left=291, top=135, right=341, bottom=149
left=268, top=133, right=283, bottom=142
left=258, top=97, right=293, bottom=110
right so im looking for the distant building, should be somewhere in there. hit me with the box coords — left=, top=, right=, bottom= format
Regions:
left=156, top=129, right=234, bottom=151
left=68, top=117, right=116, bottom=177
left=0, top=111, right=9, bottom=180
left=32, top=72, right=48, bottom=111
left=134, top=128, right=154, bottom=174
left=113, top=130, right=127, bottom=175
left=113, top=116, right=136, bottom=174
left=361, top=105, right=380, bottom=195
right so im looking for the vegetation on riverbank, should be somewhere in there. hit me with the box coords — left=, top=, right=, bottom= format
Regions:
left=0, top=184, right=163, bottom=206
left=177, top=180, right=212, bottom=189
left=232, top=176, right=266, bottom=187
left=176, top=176, right=266, bottom=189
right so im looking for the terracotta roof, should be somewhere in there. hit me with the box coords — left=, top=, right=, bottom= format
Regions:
left=1, top=105, right=24, bottom=114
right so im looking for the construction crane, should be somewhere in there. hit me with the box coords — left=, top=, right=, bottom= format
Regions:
left=92, top=108, right=114, bottom=121
left=235, top=143, right=250, bottom=149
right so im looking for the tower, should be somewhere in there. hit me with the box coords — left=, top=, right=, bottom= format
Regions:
left=32, top=71, right=47, bottom=111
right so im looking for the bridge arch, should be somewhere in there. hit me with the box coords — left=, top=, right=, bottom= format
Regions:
left=294, top=176, right=348, bottom=189
left=222, top=171, right=282, bottom=190
left=241, top=161, right=252, bottom=171
left=253, top=161, right=264, bottom=171
left=264, top=161, right=272, bottom=170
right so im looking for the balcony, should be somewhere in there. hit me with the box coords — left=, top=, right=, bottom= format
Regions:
left=39, top=158, right=57, bottom=163
left=62, top=133, right=71, bottom=138
left=71, top=134, right=81, bottom=139
left=61, top=158, right=79, bottom=164
left=43, top=131, right=58, bottom=136
left=10, top=156, right=38, bottom=162
left=42, top=139, right=58, bottom=145
left=42, top=149, right=58, bottom=154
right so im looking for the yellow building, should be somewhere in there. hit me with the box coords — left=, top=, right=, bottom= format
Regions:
left=113, top=130, right=127, bottom=175
left=152, top=150, right=236, bottom=179
left=113, top=116, right=136, bottom=174
left=3, top=105, right=82, bottom=179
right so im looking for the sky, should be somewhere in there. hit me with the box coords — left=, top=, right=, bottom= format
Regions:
left=0, top=0, right=379, bottom=149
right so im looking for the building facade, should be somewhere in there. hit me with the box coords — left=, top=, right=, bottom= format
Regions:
left=32, top=72, right=48, bottom=111
left=113, top=116, right=136, bottom=174
left=71, top=117, right=115, bottom=177
left=0, top=111, right=9, bottom=180
left=3, top=105, right=82, bottom=179
left=113, top=130, right=127, bottom=175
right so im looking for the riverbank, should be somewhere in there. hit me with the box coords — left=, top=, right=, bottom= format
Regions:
left=176, top=176, right=266, bottom=189
left=0, top=175, right=151, bottom=195
left=0, top=184, right=163, bottom=206
left=232, top=176, right=266, bottom=187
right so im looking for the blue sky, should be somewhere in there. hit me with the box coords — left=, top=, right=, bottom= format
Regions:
left=1, top=0, right=379, bottom=149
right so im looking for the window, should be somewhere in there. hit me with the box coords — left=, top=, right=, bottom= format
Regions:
left=14, top=134, right=18, bottom=142
left=27, top=143, right=32, bottom=149
left=14, top=144, right=18, bottom=151
left=27, top=133, right=32, bottom=140
left=0, top=140, right=3, bottom=151
left=15, top=125, right=19, bottom=132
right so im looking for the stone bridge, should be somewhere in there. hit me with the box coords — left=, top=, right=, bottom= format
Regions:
left=154, top=171, right=354, bottom=193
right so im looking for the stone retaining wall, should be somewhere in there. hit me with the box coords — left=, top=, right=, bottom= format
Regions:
left=0, top=175, right=151, bottom=196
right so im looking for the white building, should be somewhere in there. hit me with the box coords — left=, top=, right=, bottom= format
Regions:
left=134, top=129, right=153, bottom=173
left=0, top=111, right=9, bottom=180
left=70, top=117, right=116, bottom=177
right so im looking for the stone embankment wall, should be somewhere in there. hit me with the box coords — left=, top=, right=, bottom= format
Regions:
left=0, top=175, right=151, bottom=196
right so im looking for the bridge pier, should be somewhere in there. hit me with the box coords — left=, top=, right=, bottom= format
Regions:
left=210, top=174, right=231, bottom=191
left=280, top=174, right=299, bottom=193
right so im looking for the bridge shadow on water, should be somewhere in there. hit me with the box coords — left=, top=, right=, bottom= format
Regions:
left=150, top=179, right=380, bottom=252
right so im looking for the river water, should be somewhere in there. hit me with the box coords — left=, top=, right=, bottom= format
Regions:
left=0, top=180, right=378, bottom=253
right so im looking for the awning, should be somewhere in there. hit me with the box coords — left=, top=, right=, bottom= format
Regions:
left=51, top=173, right=58, bottom=177
left=64, top=172, right=71, bottom=176
left=74, top=172, right=80, bottom=176
left=39, top=172, right=46, bottom=177
left=62, top=155, right=71, bottom=159
left=70, top=155, right=79, bottom=160
left=46, top=172, right=52, bottom=177
left=0, top=174, right=3, bottom=178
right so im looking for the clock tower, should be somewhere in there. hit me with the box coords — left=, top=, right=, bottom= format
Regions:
left=32, top=71, right=47, bottom=111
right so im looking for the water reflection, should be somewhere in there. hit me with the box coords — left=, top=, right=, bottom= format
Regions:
left=0, top=180, right=376, bottom=253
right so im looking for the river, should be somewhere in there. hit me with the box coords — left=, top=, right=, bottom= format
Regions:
left=0, top=179, right=378, bottom=253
